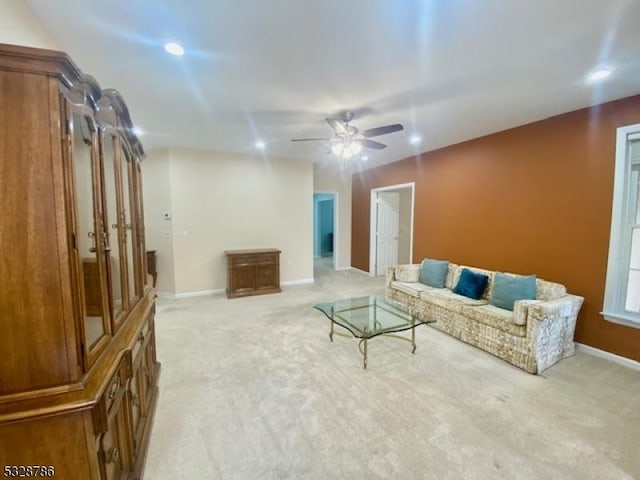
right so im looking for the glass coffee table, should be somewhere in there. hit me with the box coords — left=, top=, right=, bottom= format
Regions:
left=313, top=295, right=435, bottom=369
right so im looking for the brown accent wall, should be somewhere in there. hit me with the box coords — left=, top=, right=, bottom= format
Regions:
left=352, top=94, right=640, bottom=361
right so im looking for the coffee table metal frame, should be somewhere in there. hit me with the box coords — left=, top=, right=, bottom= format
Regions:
left=313, top=295, right=435, bottom=369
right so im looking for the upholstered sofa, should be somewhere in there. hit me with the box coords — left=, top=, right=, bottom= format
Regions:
left=385, top=262, right=584, bottom=374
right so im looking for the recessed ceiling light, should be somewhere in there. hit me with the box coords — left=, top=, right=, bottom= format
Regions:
left=361, top=154, right=369, bottom=161
left=164, top=42, right=184, bottom=56
left=255, top=140, right=265, bottom=150
left=588, top=68, right=611, bottom=82
left=132, top=127, right=144, bottom=136
left=409, top=135, right=422, bottom=145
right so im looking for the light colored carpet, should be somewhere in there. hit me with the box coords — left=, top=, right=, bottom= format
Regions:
left=144, top=261, right=640, bottom=479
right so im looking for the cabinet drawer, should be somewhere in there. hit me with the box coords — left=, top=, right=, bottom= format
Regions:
left=254, top=254, right=277, bottom=265
left=131, top=314, right=152, bottom=366
left=230, top=255, right=256, bottom=266
left=105, top=359, right=127, bottom=417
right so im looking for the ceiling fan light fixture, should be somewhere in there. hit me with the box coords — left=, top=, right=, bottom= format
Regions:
left=332, top=139, right=362, bottom=159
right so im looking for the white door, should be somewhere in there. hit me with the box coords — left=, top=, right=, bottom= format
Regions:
left=375, top=191, right=400, bottom=276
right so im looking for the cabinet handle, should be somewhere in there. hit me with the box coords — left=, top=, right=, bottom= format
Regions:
left=88, top=231, right=97, bottom=253
left=108, top=377, right=121, bottom=399
left=138, top=332, right=145, bottom=344
left=107, top=447, right=119, bottom=465
left=132, top=394, right=140, bottom=407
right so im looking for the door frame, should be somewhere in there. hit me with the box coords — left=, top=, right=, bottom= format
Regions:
left=369, top=182, right=415, bottom=276
left=314, top=190, right=339, bottom=269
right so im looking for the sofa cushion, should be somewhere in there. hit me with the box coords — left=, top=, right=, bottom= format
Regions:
left=444, top=263, right=459, bottom=289
left=391, top=281, right=435, bottom=298
left=461, top=304, right=527, bottom=337
left=491, top=272, right=537, bottom=311
left=453, top=268, right=489, bottom=300
left=420, top=289, right=489, bottom=314
left=451, top=266, right=495, bottom=299
left=513, top=299, right=542, bottom=326
left=419, top=259, right=449, bottom=288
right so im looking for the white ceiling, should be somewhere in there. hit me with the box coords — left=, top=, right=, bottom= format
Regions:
left=27, top=0, right=640, bottom=169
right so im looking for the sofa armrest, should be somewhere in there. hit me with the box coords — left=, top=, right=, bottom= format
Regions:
left=525, top=294, right=584, bottom=374
left=386, top=266, right=396, bottom=288
left=387, top=264, right=421, bottom=287
left=528, top=295, right=584, bottom=322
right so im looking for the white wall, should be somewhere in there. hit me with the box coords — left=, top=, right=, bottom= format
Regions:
left=143, top=148, right=314, bottom=295
left=142, top=149, right=176, bottom=294
left=398, top=188, right=412, bottom=264
left=313, top=164, right=352, bottom=270
left=0, top=0, right=59, bottom=48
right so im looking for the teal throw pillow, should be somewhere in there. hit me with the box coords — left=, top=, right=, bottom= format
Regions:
left=452, top=268, right=489, bottom=300
left=491, top=272, right=537, bottom=311
left=419, top=259, right=449, bottom=288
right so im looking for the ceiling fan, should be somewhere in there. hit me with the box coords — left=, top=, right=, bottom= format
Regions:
left=291, top=112, right=404, bottom=159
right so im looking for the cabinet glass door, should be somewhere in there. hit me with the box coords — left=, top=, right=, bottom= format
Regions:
left=71, top=111, right=110, bottom=355
left=102, top=132, right=126, bottom=329
left=121, top=145, right=140, bottom=306
left=135, top=162, right=150, bottom=289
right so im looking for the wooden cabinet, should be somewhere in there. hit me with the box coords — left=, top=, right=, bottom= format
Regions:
left=225, top=248, right=281, bottom=298
left=0, top=43, right=160, bottom=480
left=146, top=250, right=157, bottom=288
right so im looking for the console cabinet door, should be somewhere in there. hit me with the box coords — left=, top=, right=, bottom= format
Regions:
left=67, top=104, right=112, bottom=368
left=120, top=145, right=141, bottom=308
left=98, top=404, right=129, bottom=480
left=100, top=130, right=127, bottom=332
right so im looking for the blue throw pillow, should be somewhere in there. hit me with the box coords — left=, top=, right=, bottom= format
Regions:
left=419, top=259, right=449, bottom=288
left=491, top=272, right=537, bottom=311
left=452, top=268, right=489, bottom=300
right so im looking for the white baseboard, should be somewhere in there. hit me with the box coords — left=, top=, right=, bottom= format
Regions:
left=350, top=267, right=373, bottom=276
left=282, top=278, right=314, bottom=286
left=575, top=342, right=640, bottom=371
left=157, top=289, right=225, bottom=299
left=158, top=279, right=315, bottom=298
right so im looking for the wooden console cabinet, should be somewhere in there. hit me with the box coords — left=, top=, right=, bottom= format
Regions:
left=146, top=250, right=157, bottom=288
left=225, top=248, right=281, bottom=298
left=0, top=44, right=159, bottom=480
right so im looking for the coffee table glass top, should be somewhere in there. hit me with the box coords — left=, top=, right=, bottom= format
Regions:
left=314, top=295, right=433, bottom=339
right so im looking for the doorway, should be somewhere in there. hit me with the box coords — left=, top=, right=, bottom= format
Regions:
left=314, top=192, right=337, bottom=269
left=369, top=183, right=414, bottom=276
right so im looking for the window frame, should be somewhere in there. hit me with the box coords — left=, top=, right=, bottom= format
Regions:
left=602, top=123, right=640, bottom=328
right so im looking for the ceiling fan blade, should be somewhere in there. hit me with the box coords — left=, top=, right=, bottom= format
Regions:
left=361, top=139, right=387, bottom=150
left=326, top=118, right=347, bottom=135
left=291, top=138, right=331, bottom=142
left=361, top=124, right=404, bottom=138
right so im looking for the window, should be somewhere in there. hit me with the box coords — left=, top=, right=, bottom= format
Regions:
left=603, top=124, right=640, bottom=327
